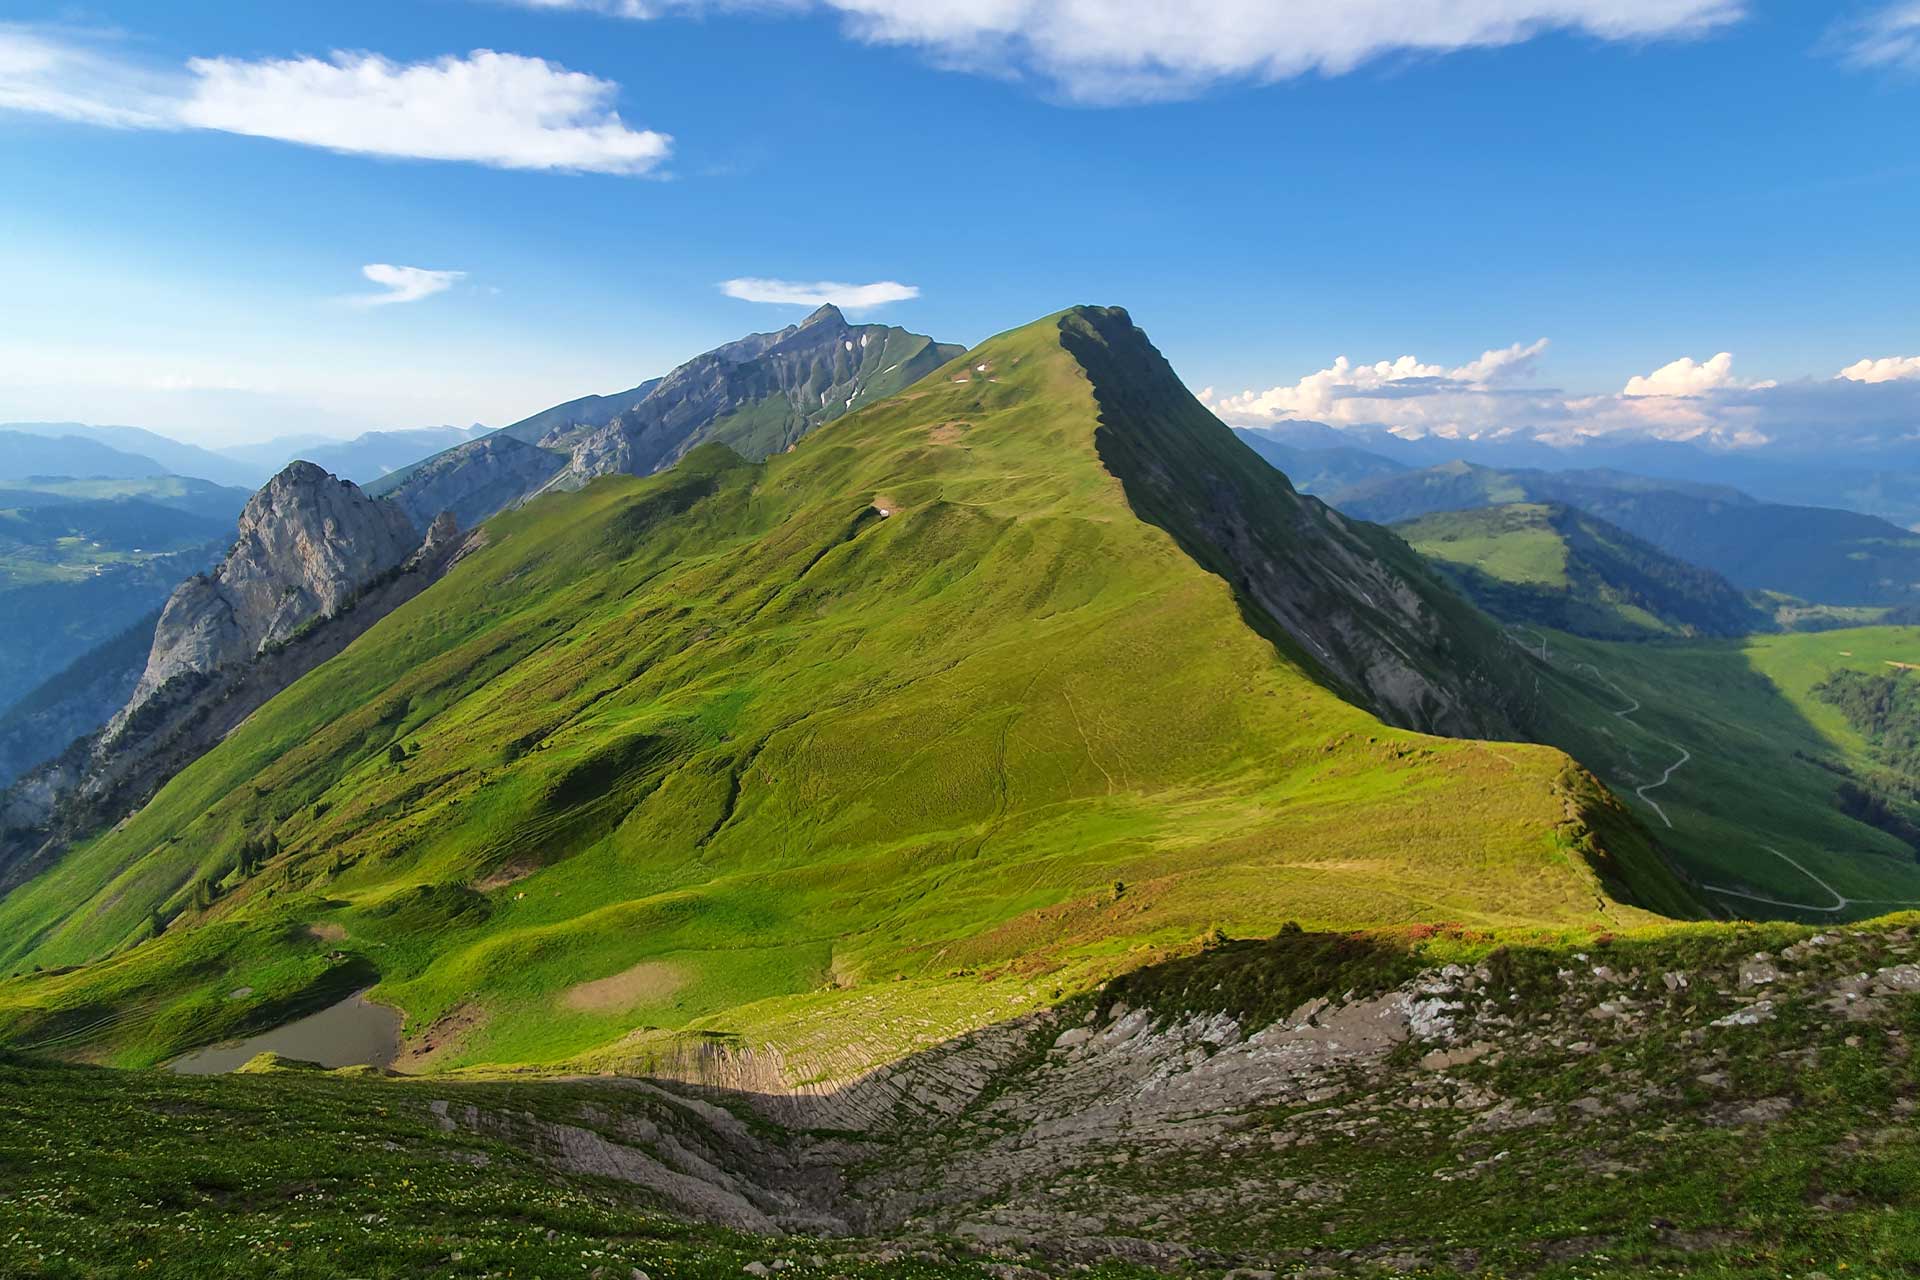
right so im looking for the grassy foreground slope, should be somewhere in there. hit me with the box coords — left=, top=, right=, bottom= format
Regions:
left=0, top=308, right=1690, bottom=1072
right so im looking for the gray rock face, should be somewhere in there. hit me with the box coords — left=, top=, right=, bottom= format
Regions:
left=383, top=434, right=567, bottom=530
left=377, top=308, right=962, bottom=530
left=551, top=305, right=961, bottom=490
left=111, top=462, right=418, bottom=734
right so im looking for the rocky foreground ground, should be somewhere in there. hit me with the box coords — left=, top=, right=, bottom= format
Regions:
left=6, top=918, right=1920, bottom=1278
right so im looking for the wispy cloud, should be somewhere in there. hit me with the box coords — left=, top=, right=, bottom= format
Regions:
left=719, top=277, right=919, bottom=308
left=1830, top=3, right=1920, bottom=72
left=351, top=265, right=468, bottom=307
left=0, top=27, right=671, bottom=173
left=511, top=0, right=1743, bottom=103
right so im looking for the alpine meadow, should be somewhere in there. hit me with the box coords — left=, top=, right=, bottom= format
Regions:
left=3, top=4, right=1920, bottom=1278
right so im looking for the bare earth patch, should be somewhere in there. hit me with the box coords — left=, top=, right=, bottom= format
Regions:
left=563, top=961, right=688, bottom=1014
left=928, top=421, right=970, bottom=445
left=396, top=1002, right=489, bottom=1074
left=473, top=860, right=539, bottom=892
left=306, top=923, right=347, bottom=943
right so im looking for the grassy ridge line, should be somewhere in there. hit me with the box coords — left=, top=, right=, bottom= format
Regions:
left=0, top=309, right=1680, bottom=1072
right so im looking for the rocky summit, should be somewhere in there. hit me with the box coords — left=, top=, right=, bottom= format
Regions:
left=110, top=461, right=420, bottom=734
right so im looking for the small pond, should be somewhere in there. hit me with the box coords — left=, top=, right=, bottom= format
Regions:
left=169, top=992, right=403, bottom=1075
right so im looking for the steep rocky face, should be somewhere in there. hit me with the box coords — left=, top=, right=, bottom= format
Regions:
left=1061, top=307, right=1532, bottom=740
left=549, top=305, right=963, bottom=489
left=111, top=462, right=419, bottom=736
left=383, top=434, right=567, bottom=530
left=378, top=308, right=962, bottom=529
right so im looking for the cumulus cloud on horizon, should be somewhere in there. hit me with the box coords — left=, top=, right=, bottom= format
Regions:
left=719, top=277, right=920, bottom=309
left=350, top=265, right=468, bottom=307
left=510, top=0, right=1743, bottom=102
left=1205, top=344, right=1920, bottom=452
left=0, top=27, right=671, bottom=173
left=1839, top=354, right=1920, bottom=384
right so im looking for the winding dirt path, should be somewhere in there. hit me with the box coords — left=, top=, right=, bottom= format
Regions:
left=1507, top=628, right=1920, bottom=916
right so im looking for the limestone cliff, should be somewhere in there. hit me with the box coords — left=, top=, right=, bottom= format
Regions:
left=110, top=462, right=419, bottom=737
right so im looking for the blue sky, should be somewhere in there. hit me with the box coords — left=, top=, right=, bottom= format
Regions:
left=1, top=1, right=1916, bottom=448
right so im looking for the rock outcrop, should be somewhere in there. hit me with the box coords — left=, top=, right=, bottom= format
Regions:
left=109, top=462, right=419, bottom=738
left=383, top=433, right=568, bottom=530
left=378, top=308, right=963, bottom=529
left=2, top=464, right=469, bottom=884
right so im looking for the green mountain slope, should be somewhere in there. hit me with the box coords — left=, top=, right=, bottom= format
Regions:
left=1330, top=461, right=1920, bottom=608
left=1514, top=624, right=1920, bottom=917
left=1397, top=502, right=1769, bottom=639
left=0, top=307, right=1692, bottom=1075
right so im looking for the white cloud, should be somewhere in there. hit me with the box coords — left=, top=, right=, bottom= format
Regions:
left=1621, top=351, right=1741, bottom=397
left=1838, top=354, right=1920, bottom=384
left=0, top=29, right=670, bottom=174
left=1208, top=341, right=1920, bottom=452
left=1207, top=340, right=1550, bottom=433
left=719, top=277, right=919, bottom=308
left=513, top=0, right=1743, bottom=102
left=1832, top=3, right=1920, bottom=72
left=352, top=265, right=467, bottom=307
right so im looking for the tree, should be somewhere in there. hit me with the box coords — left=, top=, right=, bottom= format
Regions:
left=387, top=742, right=407, bottom=766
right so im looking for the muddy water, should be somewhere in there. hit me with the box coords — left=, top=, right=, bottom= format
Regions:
left=169, top=992, right=403, bottom=1075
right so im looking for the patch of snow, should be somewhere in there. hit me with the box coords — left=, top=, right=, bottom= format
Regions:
left=844, top=341, right=854, bottom=352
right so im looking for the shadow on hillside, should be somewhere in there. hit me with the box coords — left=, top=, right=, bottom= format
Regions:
left=1516, top=630, right=1920, bottom=920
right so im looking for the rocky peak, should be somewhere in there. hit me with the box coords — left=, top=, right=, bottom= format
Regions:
left=108, top=463, right=420, bottom=735
left=796, top=303, right=848, bottom=331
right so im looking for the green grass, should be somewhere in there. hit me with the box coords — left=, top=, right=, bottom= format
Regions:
left=1398, top=503, right=1766, bottom=640
left=9, top=917, right=1920, bottom=1277
left=0, top=309, right=1684, bottom=1075
left=1524, top=624, right=1920, bottom=914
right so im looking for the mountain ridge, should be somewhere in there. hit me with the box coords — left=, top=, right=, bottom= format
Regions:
left=0, top=304, right=1691, bottom=1075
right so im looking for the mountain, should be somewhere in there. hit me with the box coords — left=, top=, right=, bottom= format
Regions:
left=109, top=462, right=422, bottom=734
left=495, top=381, right=661, bottom=446
left=0, top=462, right=463, bottom=872
left=0, top=474, right=252, bottom=523
left=1395, top=502, right=1770, bottom=639
left=1238, top=419, right=1920, bottom=531
left=0, top=479, right=238, bottom=719
left=226, top=426, right=492, bottom=484
left=377, top=433, right=568, bottom=530
left=1325, top=460, right=1920, bottom=608
left=0, top=614, right=157, bottom=788
left=0, top=430, right=171, bottom=481
left=0, top=306, right=1693, bottom=1076
left=2, top=422, right=264, bottom=487
left=1231, top=427, right=1409, bottom=494
left=375, top=305, right=966, bottom=527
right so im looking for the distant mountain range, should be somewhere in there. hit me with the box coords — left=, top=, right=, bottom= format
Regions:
left=1237, top=420, right=1920, bottom=531
left=373, top=304, right=964, bottom=528
left=1321, top=459, right=1920, bottom=609
left=224, top=426, right=492, bottom=484
left=1394, top=502, right=1768, bottom=639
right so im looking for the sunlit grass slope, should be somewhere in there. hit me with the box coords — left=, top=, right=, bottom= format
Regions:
left=1525, top=624, right=1920, bottom=915
left=0, top=308, right=1689, bottom=1071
